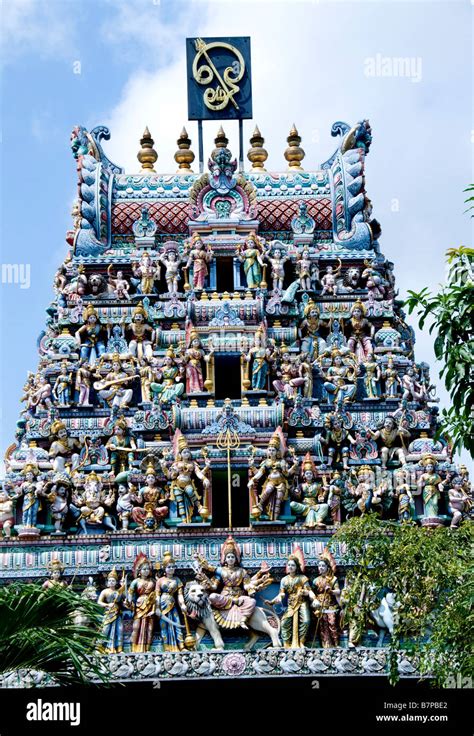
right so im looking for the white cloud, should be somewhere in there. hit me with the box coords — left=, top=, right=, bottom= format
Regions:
left=1, top=0, right=77, bottom=61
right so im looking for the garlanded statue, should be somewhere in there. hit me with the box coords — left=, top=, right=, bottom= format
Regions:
left=94, top=353, right=136, bottom=412
left=320, top=412, right=356, bottom=470
left=42, top=473, right=71, bottom=534
left=320, top=260, right=342, bottom=296
left=131, top=251, right=160, bottom=295
left=272, top=345, right=305, bottom=400
left=382, top=356, right=400, bottom=399
left=182, top=326, right=212, bottom=394
left=150, top=347, right=185, bottom=404
left=319, top=349, right=358, bottom=407
left=249, top=427, right=298, bottom=521
left=401, top=364, right=429, bottom=403
left=75, top=361, right=93, bottom=406
left=184, top=234, right=213, bottom=291
left=265, top=547, right=316, bottom=649
left=42, top=558, right=66, bottom=590
left=345, top=300, right=374, bottom=363
left=160, top=430, right=210, bottom=524
left=52, top=361, right=73, bottom=407
left=98, top=568, right=126, bottom=654
left=446, top=475, right=472, bottom=528
left=159, top=243, right=183, bottom=294
left=127, top=553, right=156, bottom=653
left=194, top=535, right=277, bottom=643
left=155, top=551, right=186, bottom=652
left=367, top=415, right=410, bottom=469
left=346, top=466, right=385, bottom=516
left=263, top=243, right=289, bottom=292
left=107, top=266, right=131, bottom=300
left=290, top=453, right=329, bottom=529
left=125, top=303, right=155, bottom=361
left=74, top=304, right=106, bottom=366
left=48, top=420, right=81, bottom=473
left=18, top=463, right=43, bottom=529
left=105, top=416, right=137, bottom=476
left=312, top=549, right=341, bottom=648
left=237, top=232, right=265, bottom=289
left=393, top=468, right=415, bottom=523
left=70, top=472, right=116, bottom=533
left=0, top=487, right=16, bottom=538
left=245, top=325, right=274, bottom=391
left=416, top=454, right=443, bottom=524
left=299, top=300, right=327, bottom=360
left=131, top=460, right=169, bottom=531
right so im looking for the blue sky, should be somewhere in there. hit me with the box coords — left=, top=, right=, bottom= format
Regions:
left=0, top=0, right=472, bottom=463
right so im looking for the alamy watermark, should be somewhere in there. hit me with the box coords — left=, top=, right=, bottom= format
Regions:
left=364, top=53, right=422, bottom=83
left=26, top=699, right=81, bottom=727
left=1, top=263, right=30, bottom=289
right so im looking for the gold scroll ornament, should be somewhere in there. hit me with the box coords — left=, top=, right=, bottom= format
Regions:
left=192, top=38, right=245, bottom=112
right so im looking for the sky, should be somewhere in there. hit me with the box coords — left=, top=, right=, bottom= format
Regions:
left=0, top=0, right=472, bottom=465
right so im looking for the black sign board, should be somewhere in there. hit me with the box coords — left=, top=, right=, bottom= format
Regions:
left=186, top=36, right=252, bottom=121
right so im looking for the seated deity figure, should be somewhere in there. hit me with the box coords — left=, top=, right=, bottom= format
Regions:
left=272, top=346, right=305, bottom=400
left=245, top=325, right=275, bottom=391
left=312, top=549, right=341, bottom=648
left=194, top=535, right=272, bottom=632
left=160, top=430, right=210, bottom=524
left=290, top=454, right=330, bottom=528
left=184, top=234, right=213, bottom=291
left=48, top=420, right=81, bottom=473
left=94, top=354, right=136, bottom=412
left=299, top=300, right=327, bottom=361
left=131, top=461, right=169, bottom=531
left=265, top=547, right=316, bottom=649
left=23, top=371, right=53, bottom=415
left=445, top=475, right=472, bottom=528
left=345, top=300, right=375, bottom=364
left=318, top=349, right=358, bottom=407
left=74, top=304, right=106, bottom=366
left=125, top=303, right=155, bottom=361
left=150, top=347, right=185, bottom=404
left=159, top=243, right=183, bottom=294
left=70, top=472, right=116, bottom=533
left=237, top=232, right=265, bottom=289
left=249, top=428, right=298, bottom=521
left=346, top=466, right=385, bottom=516
left=367, top=415, right=410, bottom=469
left=131, top=251, right=160, bottom=295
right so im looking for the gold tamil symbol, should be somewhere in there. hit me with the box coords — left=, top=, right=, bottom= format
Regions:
left=216, top=416, right=240, bottom=529
left=192, top=38, right=245, bottom=112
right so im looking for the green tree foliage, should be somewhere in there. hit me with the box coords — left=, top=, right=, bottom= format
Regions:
left=331, top=515, right=474, bottom=686
left=404, top=189, right=473, bottom=456
left=0, top=582, right=110, bottom=686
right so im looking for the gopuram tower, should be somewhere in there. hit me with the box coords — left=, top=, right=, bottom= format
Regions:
left=1, top=37, right=469, bottom=684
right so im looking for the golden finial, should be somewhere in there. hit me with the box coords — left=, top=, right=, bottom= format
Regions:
left=247, top=125, right=268, bottom=171
left=214, top=126, right=228, bottom=149
left=137, top=126, right=158, bottom=173
left=284, top=124, right=305, bottom=171
left=174, top=127, right=195, bottom=173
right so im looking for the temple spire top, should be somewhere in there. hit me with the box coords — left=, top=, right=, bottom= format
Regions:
left=174, top=127, right=195, bottom=173
left=247, top=125, right=268, bottom=172
left=137, top=126, right=158, bottom=173
left=285, top=123, right=305, bottom=171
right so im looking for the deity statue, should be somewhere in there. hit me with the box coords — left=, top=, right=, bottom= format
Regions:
left=138, top=359, right=154, bottom=403
left=105, top=417, right=137, bottom=476
left=18, top=463, right=43, bottom=529
left=263, top=244, right=289, bottom=292
left=23, top=371, right=53, bottom=415
left=131, top=461, right=169, bottom=531
left=48, top=420, right=81, bottom=473
left=195, top=535, right=272, bottom=633
left=319, top=349, right=358, bottom=407
left=327, top=471, right=344, bottom=526
left=319, top=412, right=356, bottom=470
left=150, top=347, right=185, bottom=404
left=107, top=266, right=131, bottom=300
left=445, top=475, right=472, bottom=528
left=312, top=549, right=341, bottom=648
left=295, top=247, right=313, bottom=291
left=299, top=300, right=327, bottom=362
left=42, top=473, right=71, bottom=534
left=320, top=260, right=342, bottom=296
left=297, top=351, right=314, bottom=399
left=290, top=454, right=329, bottom=528
left=346, top=466, right=384, bottom=516
left=74, top=304, right=106, bottom=366
left=401, top=364, right=429, bottom=403
left=361, top=261, right=386, bottom=300
left=155, top=551, right=186, bottom=652
left=416, top=454, right=443, bottom=523
left=265, top=547, right=316, bottom=649
left=345, top=300, right=374, bottom=363
left=42, top=558, right=67, bottom=590
left=98, top=567, right=126, bottom=654
left=52, top=361, right=73, bottom=407
left=363, top=359, right=381, bottom=400
left=182, top=328, right=212, bottom=394
left=75, top=361, right=93, bottom=406
left=127, top=553, right=156, bottom=653
left=0, top=486, right=17, bottom=538
left=368, top=415, right=410, bottom=469
left=382, top=356, right=400, bottom=399
left=249, top=427, right=298, bottom=521
left=159, top=244, right=183, bottom=294
left=393, top=468, right=415, bottom=523
left=70, top=472, right=116, bottom=533
left=125, top=303, right=155, bottom=361
left=131, top=251, right=160, bottom=295
left=237, top=232, right=265, bottom=289
left=160, top=431, right=210, bottom=524
left=184, top=234, right=213, bottom=291
left=116, top=481, right=135, bottom=530
left=94, top=354, right=136, bottom=412
left=272, top=345, right=305, bottom=400
left=245, top=325, right=274, bottom=391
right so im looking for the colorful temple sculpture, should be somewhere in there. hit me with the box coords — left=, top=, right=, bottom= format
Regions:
left=1, top=118, right=472, bottom=685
